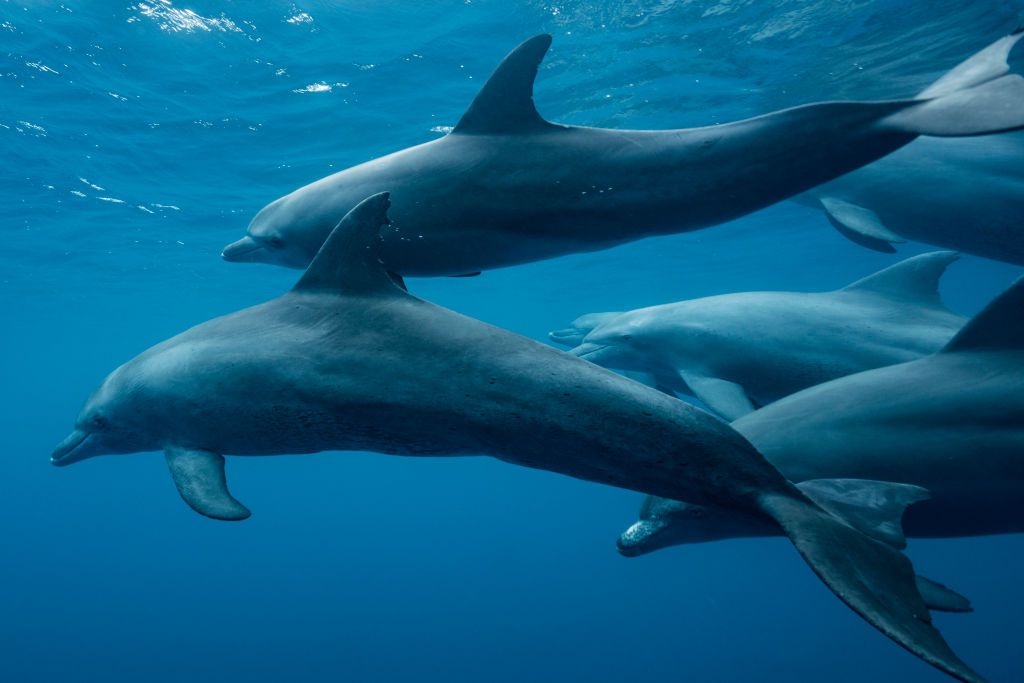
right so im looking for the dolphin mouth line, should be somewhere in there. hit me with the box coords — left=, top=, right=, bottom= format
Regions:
left=51, top=430, right=93, bottom=467
left=571, top=344, right=608, bottom=360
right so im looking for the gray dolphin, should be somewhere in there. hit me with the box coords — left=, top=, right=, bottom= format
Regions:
left=222, top=32, right=1024, bottom=276
left=59, top=194, right=979, bottom=682
left=562, top=251, right=965, bottom=420
left=619, top=278, right=1024, bottom=587
left=798, top=33, right=1024, bottom=263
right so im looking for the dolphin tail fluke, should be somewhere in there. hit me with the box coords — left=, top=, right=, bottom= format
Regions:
left=758, top=491, right=984, bottom=683
left=881, top=30, right=1024, bottom=137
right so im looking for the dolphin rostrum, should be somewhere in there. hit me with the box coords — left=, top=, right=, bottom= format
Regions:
left=60, top=194, right=979, bottom=682
left=222, top=32, right=1024, bottom=277
left=558, top=251, right=965, bottom=420
left=619, top=277, right=1024, bottom=609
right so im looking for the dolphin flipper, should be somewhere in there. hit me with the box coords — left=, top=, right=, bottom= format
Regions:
left=679, top=372, right=755, bottom=421
left=916, top=575, right=974, bottom=614
left=165, top=447, right=251, bottom=521
left=759, top=492, right=984, bottom=683
left=820, top=197, right=903, bottom=253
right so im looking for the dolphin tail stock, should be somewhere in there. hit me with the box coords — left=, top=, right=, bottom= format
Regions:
left=756, top=489, right=984, bottom=683
left=880, top=29, right=1024, bottom=137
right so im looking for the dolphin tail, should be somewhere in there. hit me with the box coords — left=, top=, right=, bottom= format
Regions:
left=757, top=491, right=984, bottom=683
left=881, top=30, right=1024, bottom=137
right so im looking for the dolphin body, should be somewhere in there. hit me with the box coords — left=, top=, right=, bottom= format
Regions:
left=797, top=34, right=1024, bottom=264
left=558, top=252, right=965, bottom=420
left=222, top=32, right=1024, bottom=276
left=619, top=278, right=1024, bottom=572
left=58, top=195, right=980, bottom=682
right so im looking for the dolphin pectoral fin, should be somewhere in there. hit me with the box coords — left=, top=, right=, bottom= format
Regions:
left=165, top=447, right=251, bottom=521
left=453, top=34, right=557, bottom=135
left=916, top=575, right=974, bottom=614
left=760, top=492, right=984, bottom=683
left=820, top=197, right=903, bottom=253
left=678, top=372, right=754, bottom=421
left=795, top=478, right=931, bottom=550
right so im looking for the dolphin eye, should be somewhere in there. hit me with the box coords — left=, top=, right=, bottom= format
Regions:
left=268, top=236, right=285, bottom=249
left=90, top=415, right=108, bottom=429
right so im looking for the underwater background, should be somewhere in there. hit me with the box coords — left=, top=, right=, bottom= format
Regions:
left=4, top=1, right=1024, bottom=681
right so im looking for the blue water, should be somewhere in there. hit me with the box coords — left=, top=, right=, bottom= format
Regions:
left=4, top=1, right=1024, bottom=681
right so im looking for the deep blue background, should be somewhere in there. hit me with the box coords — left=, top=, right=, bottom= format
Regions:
left=3, top=2, right=1023, bottom=682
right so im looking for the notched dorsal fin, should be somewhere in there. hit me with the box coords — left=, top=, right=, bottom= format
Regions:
left=293, top=192, right=405, bottom=296
left=943, top=276, right=1024, bottom=353
left=453, top=34, right=556, bottom=135
left=842, top=251, right=959, bottom=308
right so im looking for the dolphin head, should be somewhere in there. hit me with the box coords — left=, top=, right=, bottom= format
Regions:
left=548, top=311, right=622, bottom=348
left=51, top=365, right=157, bottom=467
left=569, top=313, right=659, bottom=372
left=222, top=195, right=325, bottom=269
left=617, top=496, right=774, bottom=556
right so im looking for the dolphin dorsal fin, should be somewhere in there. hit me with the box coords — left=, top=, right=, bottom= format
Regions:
left=841, top=251, right=959, bottom=307
left=292, top=192, right=404, bottom=296
left=943, top=276, right=1024, bottom=353
left=453, top=34, right=556, bottom=135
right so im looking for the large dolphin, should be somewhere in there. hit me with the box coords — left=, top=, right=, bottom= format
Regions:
left=58, top=194, right=980, bottom=682
left=560, top=252, right=965, bottom=420
left=221, top=32, right=1024, bottom=277
left=618, top=278, right=1024, bottom=572
left=797, top=34, right=1024, bottom=264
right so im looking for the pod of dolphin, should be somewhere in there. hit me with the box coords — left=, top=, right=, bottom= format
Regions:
left=53, top=31, right=1024, bottom=683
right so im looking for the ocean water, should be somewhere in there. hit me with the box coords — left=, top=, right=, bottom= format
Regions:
left=3, top=1, right=1024, bottom=682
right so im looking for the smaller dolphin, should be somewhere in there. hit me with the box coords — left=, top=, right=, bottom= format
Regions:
left=798, top=33, right=1024, bottom=264
left=56, top=194, right=980, bottom=683
left=563, top=251, right=965, bottom=420
left=223, top=31, right=1024, bottom=277
left=619, top=278, right=1024, bottom=590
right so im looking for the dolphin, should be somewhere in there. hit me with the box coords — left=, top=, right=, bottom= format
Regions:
left=797, top=33, right=1024, bottom=263
left=59, top=194, right=979, bottom=682
left=222, top=31, right=1024, bottom=277
left=618, top=277, right=1024, bottom=587
left=562, top=251, right=965, bottom=420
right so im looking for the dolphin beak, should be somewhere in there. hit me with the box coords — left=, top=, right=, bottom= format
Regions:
left=51, top=429, right=99, bottom=467
left=616, top=520, right=667, bottom=557
left=221, top=236, right=265, bottom=262
left=548, top=329, right=582, bottom=347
